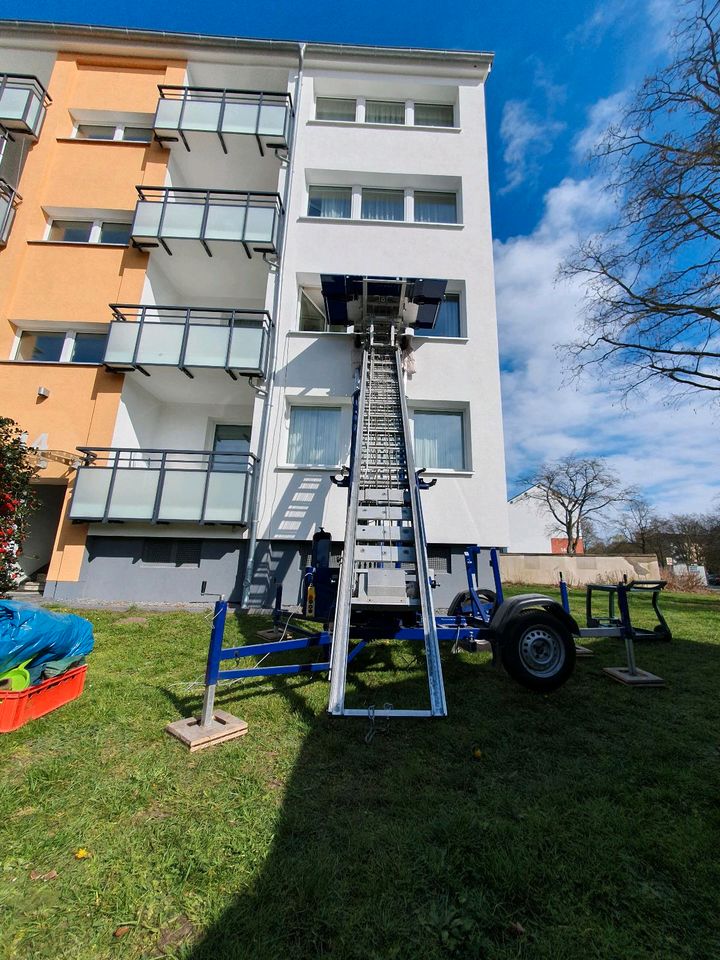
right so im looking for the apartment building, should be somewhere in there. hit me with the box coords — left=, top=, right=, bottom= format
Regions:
left=0, top=21, right=509, bottom=607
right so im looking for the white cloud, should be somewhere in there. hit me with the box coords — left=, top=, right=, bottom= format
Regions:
left=572, top=92, right=627, bottom=160
left=499, top=100, right=565, bottom=194
left=495, top=176, right=720, bottom=516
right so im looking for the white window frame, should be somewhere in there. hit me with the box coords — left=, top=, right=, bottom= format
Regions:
left=69, top=111, right=154, bottom=143
left=284, top=401, right=349, bottom=470
left=304, top=184, right=460, bottom=227
left=410, top=405, right=471, bottom=474
left=43, top=214, right=133, bottom=245
left=313, top=96, right=457, bottom=129
left=10, top=325, right=109, bottom=364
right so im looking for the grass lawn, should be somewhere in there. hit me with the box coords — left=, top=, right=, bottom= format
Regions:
left=1, top=586, right=720, bottom=959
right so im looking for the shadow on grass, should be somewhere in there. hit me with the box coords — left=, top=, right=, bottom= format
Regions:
left=167, top=620, right=720, bottom=960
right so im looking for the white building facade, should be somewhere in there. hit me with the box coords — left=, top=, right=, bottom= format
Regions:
left=0, top=24, right=509, bottom=607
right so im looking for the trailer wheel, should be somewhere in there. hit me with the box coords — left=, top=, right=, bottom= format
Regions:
left=500, top=610, right=575, bottom=692
left=448, top=589, right=497, bottom=616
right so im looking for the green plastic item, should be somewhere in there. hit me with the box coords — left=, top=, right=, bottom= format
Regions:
left=0, top=659, right=32, bottom=692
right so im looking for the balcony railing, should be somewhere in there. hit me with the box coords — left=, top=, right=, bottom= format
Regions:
left=0, top=74, right=51, bottom=138
left=0, top=179, right=20, bottom=246
left=104, top=305, right=272, bottom=379
left=154, top=85, right=293, bottom=157
left=131, top=186, right=283, bottom=257
left=70, top=448, right=258, bottom=525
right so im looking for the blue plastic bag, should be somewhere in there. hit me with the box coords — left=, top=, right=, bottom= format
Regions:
left=0, top=602, right=94, bottom=684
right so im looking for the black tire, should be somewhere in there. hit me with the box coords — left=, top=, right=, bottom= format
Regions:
left=448, top=589, right=497, bottom=617
left=499, top=610, right=575, bottom=693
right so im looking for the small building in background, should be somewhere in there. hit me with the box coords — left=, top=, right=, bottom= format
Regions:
left=507, top=486, right=584, bottom=555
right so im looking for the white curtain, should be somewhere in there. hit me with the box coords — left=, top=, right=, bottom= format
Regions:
left=361, top=189, right=404, bottom=221
left=414, top=103, right=454, bottom=127
left=308, top=187, right=351, bottom=218
left=289, top=407, right=342, bottom=465
left=316, top=98, right=356, bottom=122
left=414, top=412, right=464, bottom=469
left=366, top=100, right=405, bottom=124
left=414, top=191, right=457, bottom=224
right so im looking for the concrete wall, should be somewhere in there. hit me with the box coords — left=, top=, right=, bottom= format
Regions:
left=46, top=535, right=247, bottom=603
left=500, top=553, right=661, bottom=586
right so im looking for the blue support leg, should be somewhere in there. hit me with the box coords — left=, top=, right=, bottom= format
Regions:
left=200, top=598, right=228, bottom=727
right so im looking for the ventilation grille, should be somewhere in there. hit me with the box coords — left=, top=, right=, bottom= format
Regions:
left=141, top=539, right=202, bottom=566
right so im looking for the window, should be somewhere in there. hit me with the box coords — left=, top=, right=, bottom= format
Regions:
left=141, top=539, right=202, bottom=566
left=75, top=123, right=116, bottom=140
left=73, top=122, right=153, bottom=142
left=49, top=219, right=93, bottom=243
left=365, top=100, right=405, bottom=124
left=212, top=425, right=251, bottom=471
left=298, top=287, right=346, bottom=333
left=71, top=333, right=107, bottom=363
left=416, top=294, right=461, bottom=338
left=414, top=191, right=457, bottom=224
left=414, top=103, right=454, bottom=127
left=288, top=406, right=342, bottom=466
left=16, top=331, right=64, bottom=362
left=316, top=97, right=356, bottom=122
left=14, top=329, right=108, bottom=364
left=361, top=188, right=404, bottom=222
left=122, top=126, right=153, bottom=142
left=414, top=411, right=466, bottom=470
left=47, top=217, right=132, bottom=245
left=99, top=221, right=132, bottom=245
left=307, top=186, right=352, bottom=219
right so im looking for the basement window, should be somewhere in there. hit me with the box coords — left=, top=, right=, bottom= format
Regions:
left=141, top=539, right=202, bottom=566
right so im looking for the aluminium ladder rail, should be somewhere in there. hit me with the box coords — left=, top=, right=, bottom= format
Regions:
left=327, top=342, right=447, bottom=718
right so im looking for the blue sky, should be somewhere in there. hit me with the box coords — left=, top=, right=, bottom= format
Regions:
left=5, top=0, right=719, bottom=517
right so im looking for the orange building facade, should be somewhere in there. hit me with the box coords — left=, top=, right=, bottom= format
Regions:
left=1, top=44, right=185, bottom=592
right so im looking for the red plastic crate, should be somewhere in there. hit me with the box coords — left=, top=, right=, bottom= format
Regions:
left=0, top=665, right=87, bottom=733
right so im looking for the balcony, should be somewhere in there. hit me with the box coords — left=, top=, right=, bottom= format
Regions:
left=0, top=74, right=51, bottom=139
left=0, top=179, right=20, bottom=246
left=154, top=85, right=293, bottom=157
left=131, top=186, right=283, bottom=257
left=104, top=305, right=271, bottom=379
left=70, top=448, right=258, bottom=525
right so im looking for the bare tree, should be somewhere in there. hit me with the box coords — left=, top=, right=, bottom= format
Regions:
left=524, top=456, right=630, bottom=555
left=617, top=494, right=658, bottom=552
left=562, top=1, right=720, bottom=398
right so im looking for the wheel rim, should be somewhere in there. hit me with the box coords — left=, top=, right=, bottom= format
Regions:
left=519, top=625, right=565, bottom=677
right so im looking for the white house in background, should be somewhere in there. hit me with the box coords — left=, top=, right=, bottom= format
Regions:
left=507, top=486, right=584, bottom=555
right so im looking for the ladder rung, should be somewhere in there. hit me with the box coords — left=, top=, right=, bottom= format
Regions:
left=355, top=525, right=414, bottom=542
left=355, top=544, right=416, bottom=562
left=358, top=505, right=411, bottom=520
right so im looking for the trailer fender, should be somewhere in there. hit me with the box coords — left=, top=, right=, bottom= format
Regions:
left=490, top=594, right=580, bottom=640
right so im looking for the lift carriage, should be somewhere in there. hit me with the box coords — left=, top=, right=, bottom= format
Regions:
left=183, top=276, right=671, bottom=732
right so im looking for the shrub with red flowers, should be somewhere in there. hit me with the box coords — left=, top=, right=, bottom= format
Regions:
left=0, top=417, right=39, bottom=597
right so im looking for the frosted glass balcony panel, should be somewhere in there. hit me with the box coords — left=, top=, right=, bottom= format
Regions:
left=221, top=102, right=258, bottom=134
left=133, top=201, right=162, bottom=237
left=229, top=326, right=264, bottom=369
left=205, top=204, right=245, bottom=240
left=135, top=323, right=184, bottom=365
left=205, top=472, right=247, bottom=523
left=182, top=99, right=221, bottom=130
left=244, top=206, right=275, bottom=242
left=104, top=322, right=139, bottom=363
left=0, top=86, right=29, bottom=121
left=258, top=102, right=287, bottom=136
left=184, top=325, right=230, bottom=366
left=157, top=471, right=205, bottom=521
left=161, top=202, right=204, bottom=237
left=107, top=470, right=160, bottom=519
left=70, top=470, right=112, bottom=518
left=0, top=197, right=14, bottom=245
left=155, top=98, right=182, bottom=131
